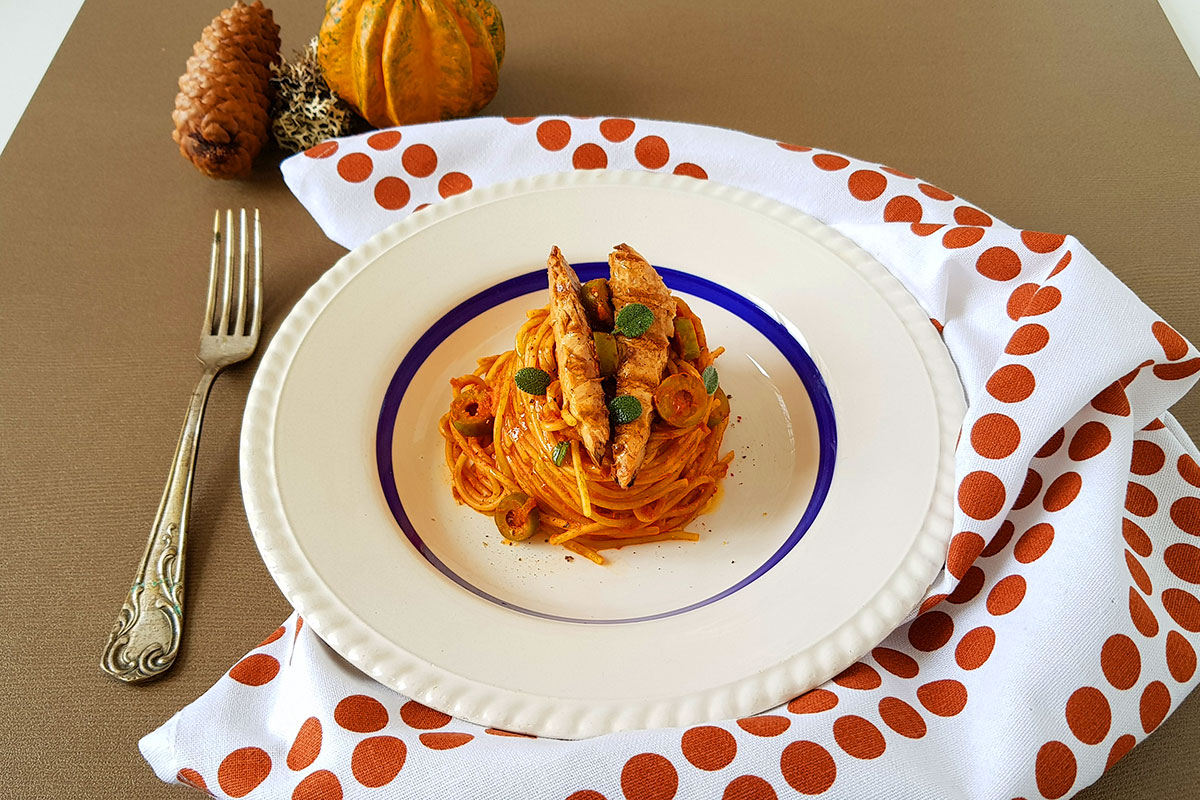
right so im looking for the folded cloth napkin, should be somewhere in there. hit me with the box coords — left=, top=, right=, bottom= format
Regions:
left=141, top=117, right=1200, bottom=800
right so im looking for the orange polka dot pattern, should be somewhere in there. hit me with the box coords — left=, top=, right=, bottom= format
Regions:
left=146, top=118, right=1200, bottom=800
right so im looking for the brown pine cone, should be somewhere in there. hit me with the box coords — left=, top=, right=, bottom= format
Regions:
left=172, top=1, right=281, bottom=178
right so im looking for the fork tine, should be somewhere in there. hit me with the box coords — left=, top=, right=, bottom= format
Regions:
left=235, top=209, right=248, bottom=334
left=203, top=211, right=220, bottom=334
left=250, top=208, right=263, bottom=339
left=219, top=209, right=234, bottom=335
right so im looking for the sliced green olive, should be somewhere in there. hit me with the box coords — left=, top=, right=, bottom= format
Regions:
left=593, top=331, right=618, bottom=376
left=493, top=492, right=540, bottom=542
left=708, top=387, right=731, bottom=426
left=580, top=278, right=614, bottom=331
left=653, top=373, right=708, bottom=428
left=450, top=390, right=494, bottom=437
left=674, top=317, right=701, bottom=360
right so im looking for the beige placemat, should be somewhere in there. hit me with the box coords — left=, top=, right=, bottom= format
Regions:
left=1, top=1, right=1196, bottom=796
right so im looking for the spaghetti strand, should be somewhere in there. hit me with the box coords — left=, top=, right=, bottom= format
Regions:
left=439, top=296, right=731, bottom=564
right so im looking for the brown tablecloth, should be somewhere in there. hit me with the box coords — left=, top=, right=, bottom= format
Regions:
left=2, top=1, right=1197, bottom=796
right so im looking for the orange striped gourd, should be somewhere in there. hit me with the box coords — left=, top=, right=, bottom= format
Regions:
left=318, top=0, right=505, bottom=127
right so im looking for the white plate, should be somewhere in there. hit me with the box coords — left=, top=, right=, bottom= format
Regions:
left=241, top=170, right=964, bottom=738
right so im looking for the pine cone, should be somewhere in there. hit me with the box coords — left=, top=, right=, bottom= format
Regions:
left=172, top=1, right=281, bottom=178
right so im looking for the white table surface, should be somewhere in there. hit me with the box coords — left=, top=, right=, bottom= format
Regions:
left=1, top=0, right=1197, bottom=160
left=1, top=0, right=86, bottom=157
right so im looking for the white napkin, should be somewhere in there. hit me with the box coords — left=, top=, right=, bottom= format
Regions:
left=141, top=117, right=1200, bottom=800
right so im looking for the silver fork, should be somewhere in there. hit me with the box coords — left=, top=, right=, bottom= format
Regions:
left=101, top=209, right=263, bottom=683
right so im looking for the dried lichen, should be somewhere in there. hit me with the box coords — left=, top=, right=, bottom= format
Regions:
left=270, top=37, right=361, bottom=153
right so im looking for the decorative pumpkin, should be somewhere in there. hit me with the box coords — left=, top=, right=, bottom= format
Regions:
left=318, top=0, right=505, bottom=128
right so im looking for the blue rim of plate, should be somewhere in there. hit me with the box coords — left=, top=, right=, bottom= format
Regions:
left=376, top=262, right=837, bottom=624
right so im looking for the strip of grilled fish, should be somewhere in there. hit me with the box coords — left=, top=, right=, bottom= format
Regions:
left=609, top=244, right=676, bottom=488
left=546, top=246, right=609, bottom=462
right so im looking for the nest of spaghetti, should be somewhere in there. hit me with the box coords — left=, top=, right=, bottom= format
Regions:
left=439, top=244, right=733, bottom=565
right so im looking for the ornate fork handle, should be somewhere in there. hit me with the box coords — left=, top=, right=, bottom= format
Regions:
left=101, top=369, right=218, bottom=682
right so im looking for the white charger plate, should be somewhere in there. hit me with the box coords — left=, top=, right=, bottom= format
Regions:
left=241, top=170, right=964, bottom=739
